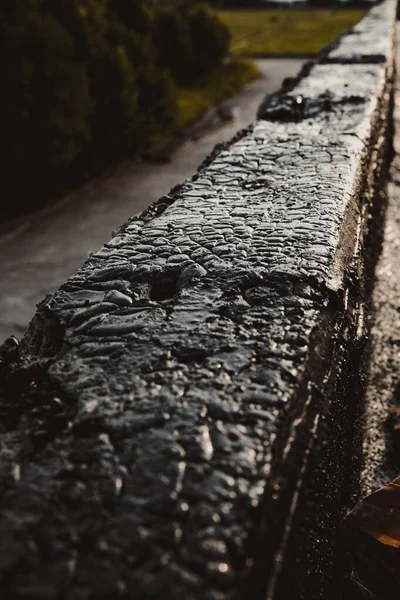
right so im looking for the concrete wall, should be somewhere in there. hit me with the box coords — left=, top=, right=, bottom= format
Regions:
left=0, top=2, right=397, bottom=598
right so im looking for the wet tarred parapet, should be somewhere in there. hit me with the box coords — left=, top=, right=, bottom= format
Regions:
left=0, top=2, right=397, bottom=599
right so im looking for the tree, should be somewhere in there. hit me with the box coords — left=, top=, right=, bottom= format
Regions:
left=0, top=0, right=92, bottom=217
left=108, top=0, right=154, bottom=34
left=0, top=0, right=231, bottom=220
left=44, top=0, right=144, bottom=160
left=107, top=16, right=178, bottom=150
left=154, top=7, right=193, bottom=84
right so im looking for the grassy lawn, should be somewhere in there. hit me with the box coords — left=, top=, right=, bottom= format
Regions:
left=218, top=8, right=367, bottom=56
left=176, top=58, right=260, bottom=128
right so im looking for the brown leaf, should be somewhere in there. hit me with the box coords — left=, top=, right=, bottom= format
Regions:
left=346, top=476, right=400, bottom=548
left=344, top=477, right=400, bottom=599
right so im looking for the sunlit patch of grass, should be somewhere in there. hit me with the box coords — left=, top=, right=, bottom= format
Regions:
left=176, top=58, right=260, bottom=128
left=219, top=8, right=367, bottom=57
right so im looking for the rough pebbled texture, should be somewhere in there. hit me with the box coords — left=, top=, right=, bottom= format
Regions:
left=0, top=2, right=396, bottom=599
left=321, top=0, right=396, bottom=64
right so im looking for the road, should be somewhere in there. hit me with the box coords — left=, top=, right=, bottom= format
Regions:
left=0, top=58, right=305, bottom=342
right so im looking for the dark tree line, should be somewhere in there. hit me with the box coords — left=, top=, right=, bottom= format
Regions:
left=0, top=0, right=230, bottom=220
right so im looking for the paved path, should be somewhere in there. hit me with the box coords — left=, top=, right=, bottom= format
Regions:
left=0, top=58, right=305, bottom=343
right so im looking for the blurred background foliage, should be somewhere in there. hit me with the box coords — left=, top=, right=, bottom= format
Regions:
left=0, top=0, right=368, bottom=221
left=0, top=0, right=233, bottom=220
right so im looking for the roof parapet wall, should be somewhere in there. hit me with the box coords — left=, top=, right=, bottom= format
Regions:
left=0, top=2, right=397, bottom=598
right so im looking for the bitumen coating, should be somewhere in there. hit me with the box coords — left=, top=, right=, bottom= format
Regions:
left=0, top=0, right=396, bottom=595
left=0, top=58, right=305, bottom=344
left=0, top=2, right=398, bottom=598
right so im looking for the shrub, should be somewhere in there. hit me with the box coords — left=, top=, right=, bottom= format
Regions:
left=185, top=3, right=231, bottom=79
left=154, top=7, right=193, bottom=84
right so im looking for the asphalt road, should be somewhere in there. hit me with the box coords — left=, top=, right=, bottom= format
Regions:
left=0, top=58, right=305, bottom=343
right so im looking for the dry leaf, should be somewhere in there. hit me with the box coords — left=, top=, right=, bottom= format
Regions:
left=344, top=476, right=400, bottom=599
left=346, top=476, right=400, bottom=548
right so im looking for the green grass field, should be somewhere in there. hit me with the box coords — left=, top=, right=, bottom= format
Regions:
left=218, top=8, right=367, bottom=56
